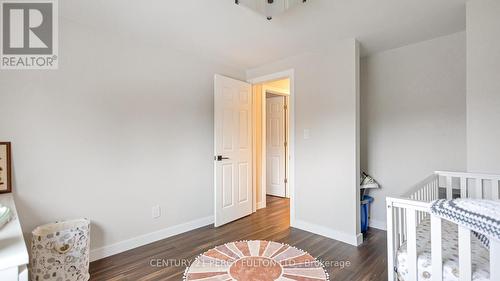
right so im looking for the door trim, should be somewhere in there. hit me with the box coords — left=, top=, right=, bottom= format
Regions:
left=248, top=69, right=296, bottom=226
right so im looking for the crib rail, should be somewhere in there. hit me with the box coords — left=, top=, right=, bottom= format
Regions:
left=436, top=171, right=500, bottom=200
left=402, top=174, right=440, bottom=201
left=386, top=171, right=500, bottom=281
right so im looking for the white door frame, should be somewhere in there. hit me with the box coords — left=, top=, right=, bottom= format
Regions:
left=248, top=69, right=296, bottom=226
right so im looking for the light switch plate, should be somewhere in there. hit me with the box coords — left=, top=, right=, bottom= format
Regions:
left=303, top=129, right=310, bottom=139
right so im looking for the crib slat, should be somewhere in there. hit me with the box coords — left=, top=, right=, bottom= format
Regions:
left=460, top=177, right=467, bottom=199
left=431, top=180, right=435, bottom=200
left=398, top=207, right=406, bottom=247
left=435, top=179, right=439, bottom=200
left=475, top=178, right=483, bottom=199
left=431, top=216, right=443, bottom=281
left=395, top=208, right=400, bottom=248
left=446, top=176, right=453, bottom=199
left=434, top=179, right=439, bottom=200
left=491, top=240, right=500, bottom=281
left=492, top=180, right=499, bottom=200
left=402, top=208, right=407, bottom=243
left=407, top=210, right=418, bottom=281
left=458, top=226, right=472, bottom=281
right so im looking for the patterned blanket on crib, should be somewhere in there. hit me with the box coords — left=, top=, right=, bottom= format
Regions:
left=430, top=199, right=500, bottom=249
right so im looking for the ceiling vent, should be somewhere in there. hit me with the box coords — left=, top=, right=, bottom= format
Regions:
left=236, top=0, right=307, bottom=20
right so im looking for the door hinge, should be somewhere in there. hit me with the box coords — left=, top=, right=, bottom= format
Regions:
left=284, top=105, right=288, bottom=110
left=284, top=141, right=288, bottom=147
left=284, top=178, right=288, bottom=184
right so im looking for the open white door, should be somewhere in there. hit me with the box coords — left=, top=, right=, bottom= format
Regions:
left=266, top=96, right=286, bottom=197
left=214, top=74, right=253, bottom=227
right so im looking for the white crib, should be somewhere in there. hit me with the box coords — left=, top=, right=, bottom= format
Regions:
left=386, top=171, right=500, bottom=281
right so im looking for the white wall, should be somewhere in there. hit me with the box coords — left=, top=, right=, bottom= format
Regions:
left=247, top=39, right=361, bottom=246
left=361, top=32, right=467, bottom=229
left=466, top=0, right=500, bottom=174
left=0, top=18, right=245, bottom=259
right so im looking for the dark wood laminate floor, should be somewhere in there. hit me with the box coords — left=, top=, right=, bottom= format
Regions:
left=90, top=196, right=387, bottom=281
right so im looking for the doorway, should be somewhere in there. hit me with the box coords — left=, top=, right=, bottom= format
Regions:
left=250, top=75, right=292, bottom=212
left=213, top=70, right=295, bottom=227
left=266, top=93, right=288, bottom=198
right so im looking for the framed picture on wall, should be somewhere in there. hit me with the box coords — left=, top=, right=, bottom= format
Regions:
left=0, top=142, right=12, bottom=194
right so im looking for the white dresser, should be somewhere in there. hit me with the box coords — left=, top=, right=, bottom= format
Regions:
left=0, top=194, right=29, bottom=281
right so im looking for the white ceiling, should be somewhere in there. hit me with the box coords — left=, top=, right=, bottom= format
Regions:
left=61, top=0, right=466, bottom=69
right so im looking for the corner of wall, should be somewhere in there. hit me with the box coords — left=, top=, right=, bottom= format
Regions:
left=293, top=219, right=362, bottom=247
left=355, top=38, right=362, bottom=236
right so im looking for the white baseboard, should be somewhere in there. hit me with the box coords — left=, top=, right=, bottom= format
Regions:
left=355, top=233, right=363, bottom=245
left=369, top=219, right=387, bottom=231
left=90, top=216, right=214, bottom=262
left=292, top=219, right=363, bottom=246
left=257, top=201, right=266, bottom=209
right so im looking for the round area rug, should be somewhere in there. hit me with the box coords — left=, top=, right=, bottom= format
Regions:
left=184, top=240, right=329, bottom=281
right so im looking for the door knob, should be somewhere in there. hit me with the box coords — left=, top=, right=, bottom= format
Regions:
left=215, top=155, right=230, bottom=161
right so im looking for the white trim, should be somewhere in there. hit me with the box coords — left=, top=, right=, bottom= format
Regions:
left=252, top=85, right=258, bottom=213
left=248, top=69, right=296, bottom=225
left=260, top=86, right=267, bottom=208
left=257, top=201, right=266, bottom=210
left=247, top=69, right=295, bottom=85
left=90, top=216, right=214, bottom=262
left=293, top=219, right=363, bottom=246
left=356, top=233, right=363, bottom=245
left=264, top=85, right=290, bottom=95
left=369, top=219, right=387, bottom=231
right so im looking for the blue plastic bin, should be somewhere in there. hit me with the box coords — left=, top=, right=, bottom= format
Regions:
left=360, top=195, right=374, bottom=233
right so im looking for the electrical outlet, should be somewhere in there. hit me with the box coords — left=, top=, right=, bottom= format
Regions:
left=152, top=205, right=161, bottom=219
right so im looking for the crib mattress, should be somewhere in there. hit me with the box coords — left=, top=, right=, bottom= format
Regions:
left=396, top=217, right=490, bottom=281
